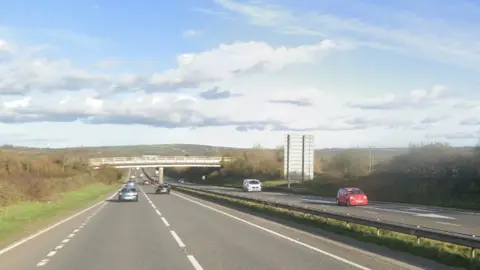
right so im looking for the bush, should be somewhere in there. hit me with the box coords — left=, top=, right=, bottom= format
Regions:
left=0, top=149, right=124, bottom=206
left=166, top=142, right=480, bottom=208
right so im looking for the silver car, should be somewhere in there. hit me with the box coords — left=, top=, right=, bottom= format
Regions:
left=118, top=187, right=139, bottom=202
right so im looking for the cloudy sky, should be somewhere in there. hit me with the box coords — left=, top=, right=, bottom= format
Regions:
left=0, top=0, right=479, bottom=148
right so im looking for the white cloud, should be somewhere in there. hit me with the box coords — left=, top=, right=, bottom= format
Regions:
left=182, top=29, right=202, bottom=38
left=94, top=58, right=123, bottom=69
left=0, top=39, right=342, bottom=95
left=209, top=0, right=480, bottom=70
left=347, top=85, right=449, bottom=110
left=0, top=40, right=13, bottom=52
left=0, top=22, right=478, bottom=148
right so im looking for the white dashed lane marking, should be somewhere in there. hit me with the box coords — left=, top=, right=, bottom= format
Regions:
left=161, top=217, right=170, bottom=227
left=170, top=231, right=186, bottom=248
left=187, top=255, right=204, bottom=270
left=172, top=191, right=371, bottom=270
left=36, top=259, right=49, bottom=267
left=35, top=202, right=107, bottom=267
left=139, top=186, right=204, bottom=270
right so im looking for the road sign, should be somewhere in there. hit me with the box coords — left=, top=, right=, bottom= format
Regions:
left=283, top=134, right=314, bottom=182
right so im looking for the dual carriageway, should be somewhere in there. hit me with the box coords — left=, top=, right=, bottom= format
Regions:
left=0, top=156, right=478, bottom=269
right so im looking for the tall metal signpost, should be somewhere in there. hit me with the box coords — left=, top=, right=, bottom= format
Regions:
left=284, top=134, right=314, bottom=188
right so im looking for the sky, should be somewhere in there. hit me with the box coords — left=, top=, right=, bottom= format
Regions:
left=0, top=0, right=479, bottom=149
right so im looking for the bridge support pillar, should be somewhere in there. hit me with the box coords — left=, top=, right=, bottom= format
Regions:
left=158, top=167, right=164, bottom=184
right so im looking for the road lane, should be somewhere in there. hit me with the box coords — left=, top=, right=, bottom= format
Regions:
left=172, top=181, right=480, bottom=235
left=0, top=200, right=113, bottom=270
left=142, top=185, right=451, bottom=270
left=38, top=192, right=194, bottom=270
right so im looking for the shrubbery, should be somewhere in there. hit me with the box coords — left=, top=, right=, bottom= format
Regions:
left=167, top=143, right=480, bottom=209
left=0, top=149, right=124, bottom=206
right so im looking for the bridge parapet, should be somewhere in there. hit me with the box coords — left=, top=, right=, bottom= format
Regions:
left=88, top=156, right=233, bottom=167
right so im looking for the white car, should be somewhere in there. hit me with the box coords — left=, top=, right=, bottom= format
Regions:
left=243, top=179, right=262, bottom=192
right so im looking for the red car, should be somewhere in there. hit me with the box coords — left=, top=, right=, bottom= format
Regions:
left=336, top=187, right=368, bottom=206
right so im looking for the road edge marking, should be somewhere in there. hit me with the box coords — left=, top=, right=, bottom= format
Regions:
left=35, top=201, right=108, bottom=267
left=0, top=190, right=117, bottom=256
left=172, top=192, right=371, bottom=270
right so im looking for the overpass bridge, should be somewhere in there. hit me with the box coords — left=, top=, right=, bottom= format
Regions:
left=88, top=156, right=232, bottom=169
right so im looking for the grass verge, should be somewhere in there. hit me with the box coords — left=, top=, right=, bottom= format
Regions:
left=0, top=183, right=119, bottom=245
left=203, top=179, right=480, bottom=211
left=173, top=186, right=480, bottom=270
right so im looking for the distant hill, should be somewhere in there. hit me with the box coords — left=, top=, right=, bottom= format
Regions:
left=1, top=143, right=475, bottom=159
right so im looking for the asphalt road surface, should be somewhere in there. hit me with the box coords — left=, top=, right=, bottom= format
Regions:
left=0, top=170, right=458, bottom=270
left=170, top=181, right=480, bottom=236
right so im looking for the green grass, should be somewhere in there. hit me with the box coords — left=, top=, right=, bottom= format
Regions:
left=173, top=186, right=480, bottom=270
left=0, top=183, right=119, bottom=245
left=202, top=178, right=480, bottom=210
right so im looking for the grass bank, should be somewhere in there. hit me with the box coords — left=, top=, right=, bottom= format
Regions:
left=195, top=178, right=480, bottom=211
left=173, top=186, right=480, bottom=270
left=0, top=183, right=119, bottom=245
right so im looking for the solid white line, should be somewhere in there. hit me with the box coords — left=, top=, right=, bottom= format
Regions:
left=436, top=221, right=462, bottom=227
left=365, top=206, right=455, bottom=219
left=170, top=231, right=186, bottom=248
left=187, top=255, right=204, bottom=270
left=155, top=209, right=162, bottom=216
left=161, top=217, right=170, bottom=227
left=0, top=191, right=116, bottom=256
left=172, top=192, right=371, bottom=270
left=364, top=211, right=378, bottom=215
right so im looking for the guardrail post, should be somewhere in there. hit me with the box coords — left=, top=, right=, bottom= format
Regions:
left=416, top=236, right=421, bottom=245
left=375, top=228, right=381, bottom=236
left=471, top=248, right=476, bottom=259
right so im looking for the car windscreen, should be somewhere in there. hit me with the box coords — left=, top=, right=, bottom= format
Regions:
left=248, top=180, right=260, bottom=184
left=160, top=184, right=169, bottom=187
left=347, top=189, right=363, bottom=194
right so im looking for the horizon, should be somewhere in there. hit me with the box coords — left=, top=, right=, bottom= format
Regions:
left=1, top=1, right=479, bottom=148
left=2, top=142, right=477, bottom=151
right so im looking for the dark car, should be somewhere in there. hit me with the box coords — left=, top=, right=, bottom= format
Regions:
left=155, top=184, right=171, bottom=194
left=118, top=187, right=139, bottom=202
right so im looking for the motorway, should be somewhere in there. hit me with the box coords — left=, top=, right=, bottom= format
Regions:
left=0, top=170, right=459, bottom=270
left=170, top=181, right=480, bottom=236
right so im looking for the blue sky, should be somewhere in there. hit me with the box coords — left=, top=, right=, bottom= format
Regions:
left=0, top=0, right=479, bottom=148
